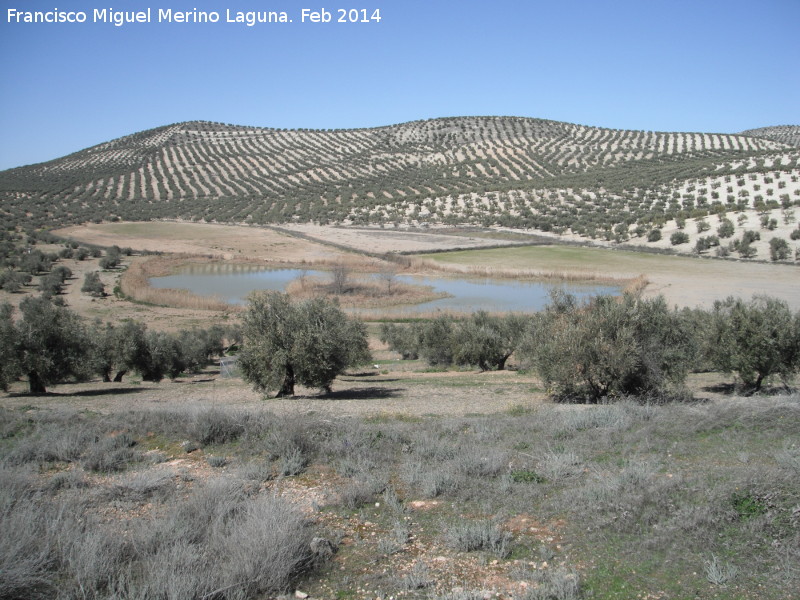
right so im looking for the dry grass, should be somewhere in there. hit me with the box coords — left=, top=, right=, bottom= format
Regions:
left=119, top=256, right=233, bottom=311
left=285, top=274, right=449, bottom=308
left=404, top=256, right=636, bottom=287
left=621, top=274, right=650, bottom=295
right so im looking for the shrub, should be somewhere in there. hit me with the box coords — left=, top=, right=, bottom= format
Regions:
left=511, top=469, right=546, bottom=484
left=444, top=518, right=512, bottom=558
left=206, top=455, right=227, bottom=468
left=0, top=475, right=317, bottom=600
left=82, top=433, right=139, bottom=472
left=670, top=231, right=690, bottom=245
left=192, top=407, right=245, bottom=446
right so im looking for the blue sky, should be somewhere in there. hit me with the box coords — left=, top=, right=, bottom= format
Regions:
left=1, top=0, right=798, bottom=170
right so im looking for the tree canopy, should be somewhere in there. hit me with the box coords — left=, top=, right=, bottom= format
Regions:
left=1, top=297, right=92, bottom=394
left=238, top=292, right=370, bottom=397
left=711, top=295, right=800, bottom=391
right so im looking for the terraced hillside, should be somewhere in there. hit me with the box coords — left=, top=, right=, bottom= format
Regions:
left=1, top=118, right=799, bottom=239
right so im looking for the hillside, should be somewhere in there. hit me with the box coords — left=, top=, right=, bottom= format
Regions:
left=1, top=118, right=799, bottom=240
left=740, top=125, right=800, bottom=148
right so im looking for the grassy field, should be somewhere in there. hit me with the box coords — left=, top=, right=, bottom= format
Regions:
left=420, top=245, right=680, bottom=273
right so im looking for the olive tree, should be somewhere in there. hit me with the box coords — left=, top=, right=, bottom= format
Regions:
left=239, top=292, right=370, bottom=397
left=81, top=271, right=105, bottom=297
left=91, top=320, right=148, bottom=382
left=710, top=295, right=800, bottom=391
left=4, top=297, right=91, bottom=394
left=522, top=293, right=696, bottom=402
left=0, top=303, right=19, bottom=390
left=452, top=311, right=529, bottom=371
left=418, top=315, right=456, bottom=367
left=379, top=322, right=422, bottom=360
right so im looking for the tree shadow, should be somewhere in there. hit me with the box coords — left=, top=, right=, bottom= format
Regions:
left=340, top=376, right=403, bottom=383
left=315, top=387, right=404, bottom=401
left=8, top=387, right=148, bottom=398
left=700, top=382, right=795, bottom=397
left=701, top=383, right=737, bottom=395
left=345, top=371, right=384, bottom=377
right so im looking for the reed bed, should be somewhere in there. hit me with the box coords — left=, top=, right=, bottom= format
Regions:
left=285, top=275, right=449, bottom=308
left=119, top=256, right=233, bottom=311
left=621, top=274, right=650, bottom=295
left=403, top=256, right=638, bottom=287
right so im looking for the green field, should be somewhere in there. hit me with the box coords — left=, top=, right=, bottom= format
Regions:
left=420, top=245, right=695, bottom=274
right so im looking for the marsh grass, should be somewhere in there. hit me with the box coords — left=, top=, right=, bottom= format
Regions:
left=285, top=274, right=449, bottom=308
left=119, top=256, right=231, bottom=311
left=407, top=255, right=638, bottom=288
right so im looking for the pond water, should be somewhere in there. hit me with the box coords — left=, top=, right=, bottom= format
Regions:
left=149, top=264, right=622, bottom=315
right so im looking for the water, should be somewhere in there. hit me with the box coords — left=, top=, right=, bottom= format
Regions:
left=149, top=264, right=621, bottom=315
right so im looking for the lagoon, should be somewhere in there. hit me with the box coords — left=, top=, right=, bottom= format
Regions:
left=149, top=264, right=622, bottom=315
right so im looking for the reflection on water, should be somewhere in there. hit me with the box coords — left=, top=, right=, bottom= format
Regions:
left=150, top=265, right=621, bottom=314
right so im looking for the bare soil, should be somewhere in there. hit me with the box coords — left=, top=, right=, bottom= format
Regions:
left=276, top=223, right=527, bottom=253
left=55, top=221, right=352, bottom=262
left=0, top=359, right=546, bottom=417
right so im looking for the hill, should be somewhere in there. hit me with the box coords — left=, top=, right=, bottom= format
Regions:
left=740, top=125, right=800, bottom=148
left=1, top=117, right=799, bottom=240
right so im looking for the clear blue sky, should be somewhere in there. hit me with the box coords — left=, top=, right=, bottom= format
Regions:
left=1, top=0, right=798, bottom=170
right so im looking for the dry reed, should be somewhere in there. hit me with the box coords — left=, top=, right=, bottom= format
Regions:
left=119, top=256, right=233, bottom=311
left=285, top=274, right=449, bottom=308
left=402, top=256, right=637, bottom=286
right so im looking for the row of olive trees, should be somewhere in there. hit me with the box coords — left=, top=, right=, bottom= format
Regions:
left=0, top=297, right=236, bottom=394
left=0, top=292, right=368, bottom=398
left=2, top=291, right=797, bottom=401
left=380, top=311, right=529, bottom=371
left=381, top=293, right=800, bottom=402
